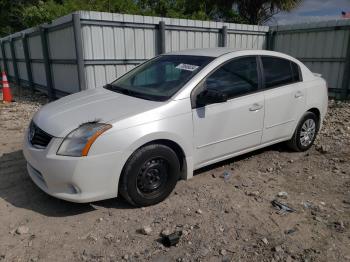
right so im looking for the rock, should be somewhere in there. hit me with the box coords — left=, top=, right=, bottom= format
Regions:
left=277, top=191, right=288, bottom=198
left=284, top=228, right=298, bottom=235
left=316, top=145, right=329, bottom=154
left=16, top=226, right=29, bottom=235
left=286, top=255, right=293, bottom=262
left=220, top=249, right=227, bottom=256
left=247, top=191, right=260, bottom=197
left=332, top=221, right=345, bottom=232
left=267, top=167, right=274, bottom=172
left=161, top=229, right=171, bottom=237
left=196, top=209, right=203, bottom=214
left=273, top=245, right=283, bottom=253
left=314, top=216, right=323, bottom=223
left=86, top=234, right=98, bottom=242
left=199, top=246, right=210, bottom=257
left=261, top=238, right=269, bottom=245
left=140, top=225, right=152, bottom=235
left=123, top=254, right=129, bottom=260
left=104, top=233, right=114, bottom=241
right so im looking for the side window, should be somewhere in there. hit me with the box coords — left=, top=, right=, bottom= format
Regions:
left=204, top=56, right=259, bottom=99
left=291, top=61, right=302, bottom=82
left=262, top=57, right=296, bottom=88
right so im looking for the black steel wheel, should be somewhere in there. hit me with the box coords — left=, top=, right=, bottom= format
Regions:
left=119, top=144, right=180, bottom=207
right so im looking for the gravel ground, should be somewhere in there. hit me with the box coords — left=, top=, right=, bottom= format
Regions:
left=0, top=87, right=349, bottom=262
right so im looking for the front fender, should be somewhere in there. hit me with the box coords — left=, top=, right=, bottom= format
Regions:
left=89, top=111, right=195, bottom=179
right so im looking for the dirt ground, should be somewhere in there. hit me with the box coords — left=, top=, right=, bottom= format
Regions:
left=0, top=87, right=349, bottom=262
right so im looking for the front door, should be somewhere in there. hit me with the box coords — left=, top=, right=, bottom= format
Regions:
left=192, top=56, right=265, bottom=167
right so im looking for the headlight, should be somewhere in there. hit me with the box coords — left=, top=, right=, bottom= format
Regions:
left=57, top=122, right=112, bottom=157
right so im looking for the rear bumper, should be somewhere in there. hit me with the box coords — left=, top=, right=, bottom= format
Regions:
left=23, top=130, right=123, bottom=203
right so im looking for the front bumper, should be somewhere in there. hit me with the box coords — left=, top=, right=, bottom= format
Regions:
left=23, top=130, right=123, bottom=203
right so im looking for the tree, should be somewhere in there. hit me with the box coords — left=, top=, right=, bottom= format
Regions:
left=234, top=0, right=303, bottom=24
left=138, top=0, right=245, bottom=22
left=0, top=0, right=38, bottom=36
left=0, top=0, right=303, bottom=37
left=21, top=0, right=142, bottom=28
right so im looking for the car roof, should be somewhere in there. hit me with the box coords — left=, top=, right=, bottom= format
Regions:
left=165, top=48, right=293, bottom=59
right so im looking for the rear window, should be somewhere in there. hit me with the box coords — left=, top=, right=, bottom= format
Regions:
left=262, top=57, right=301, bottom=88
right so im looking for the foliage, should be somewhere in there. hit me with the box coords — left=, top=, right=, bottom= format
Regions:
left=0, top=0, right=303, bottom=37
left=235, top=0, right=303, bottom=24
left=21, top=0, right=142, bottom=28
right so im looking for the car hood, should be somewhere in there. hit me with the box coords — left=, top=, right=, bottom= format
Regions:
left=33, top=88, right=163, bottom=137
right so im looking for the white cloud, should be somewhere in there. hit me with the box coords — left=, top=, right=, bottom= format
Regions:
left=269, top=0, right=350, bottom=25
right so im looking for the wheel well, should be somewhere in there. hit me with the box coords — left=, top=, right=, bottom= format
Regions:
left=307, top=108, right=321, bottom=121
left=139, top=139, right=186, bottom=172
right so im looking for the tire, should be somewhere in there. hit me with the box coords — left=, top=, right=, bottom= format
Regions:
left=119, top=144, right=180, bottom=207
left=287, top=112, right=319, bottom=152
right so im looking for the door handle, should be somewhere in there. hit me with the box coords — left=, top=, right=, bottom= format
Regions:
left=295, top=91, right=303, bottom=98
left=249, top=103, right=263, bottom=112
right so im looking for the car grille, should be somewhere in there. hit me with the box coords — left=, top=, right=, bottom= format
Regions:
left=29, top=121, right=53, bottom=148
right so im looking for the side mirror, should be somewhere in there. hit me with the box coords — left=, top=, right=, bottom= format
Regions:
left=196, top=88, right=228, bottom=107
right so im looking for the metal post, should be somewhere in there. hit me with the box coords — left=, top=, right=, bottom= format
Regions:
left=158, top=21, right=166, bottom=54
left=40, top=26, right=55, bottom=100
left=73, top=13, right=86, bottom=91
left=266, top=31, right=276, bottom=51
left=221, top=26, right=228, bottom=47
left=22, top=33, right=34, bottom=91
left=1, top=41, right=9, bottom=74
left=10, top=38, right=20, bottom=86
left=342, top=31, right=350, bottom=99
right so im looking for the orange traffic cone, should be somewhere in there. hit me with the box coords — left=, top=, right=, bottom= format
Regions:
left=2, top=71, right=13, bottom=103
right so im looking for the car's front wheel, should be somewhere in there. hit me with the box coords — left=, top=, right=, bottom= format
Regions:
left=287, top=111, right=319, bottom=152
left=119, top=144, right=180, bottom=207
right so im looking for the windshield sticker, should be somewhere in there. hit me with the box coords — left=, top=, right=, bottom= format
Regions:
left=176, top=63, right=199, bottom=71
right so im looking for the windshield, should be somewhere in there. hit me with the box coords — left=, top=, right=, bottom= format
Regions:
left=105, top=55, right=214, bottom=101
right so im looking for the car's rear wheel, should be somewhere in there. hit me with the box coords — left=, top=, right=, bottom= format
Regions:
left=287, top=111, right=319, bottom=152
left=119, top=144, right=180, bottom=207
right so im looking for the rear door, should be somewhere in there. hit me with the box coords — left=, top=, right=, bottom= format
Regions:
left=260, top=56, right=306, bottom=143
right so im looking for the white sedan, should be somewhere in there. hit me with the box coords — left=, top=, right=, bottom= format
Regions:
left=23, top=48, right=328, bottom=206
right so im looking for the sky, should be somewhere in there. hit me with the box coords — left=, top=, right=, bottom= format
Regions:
left=271, top=0, right=350, bottom=25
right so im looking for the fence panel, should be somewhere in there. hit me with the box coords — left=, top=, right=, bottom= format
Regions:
left=79, top=11, right=268, bottom=89
left=271, top=20, right=350, bottom=99
left=0, top=11, right=269, bottom=95
left=0, top=14, right=83, bottom=99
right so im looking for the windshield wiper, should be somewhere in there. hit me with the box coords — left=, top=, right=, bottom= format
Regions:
left=104, top=84, right=146, bottom=98
left=104, top=84, right=131, bottom=95
left=104, top=84, right=167, bottom=101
